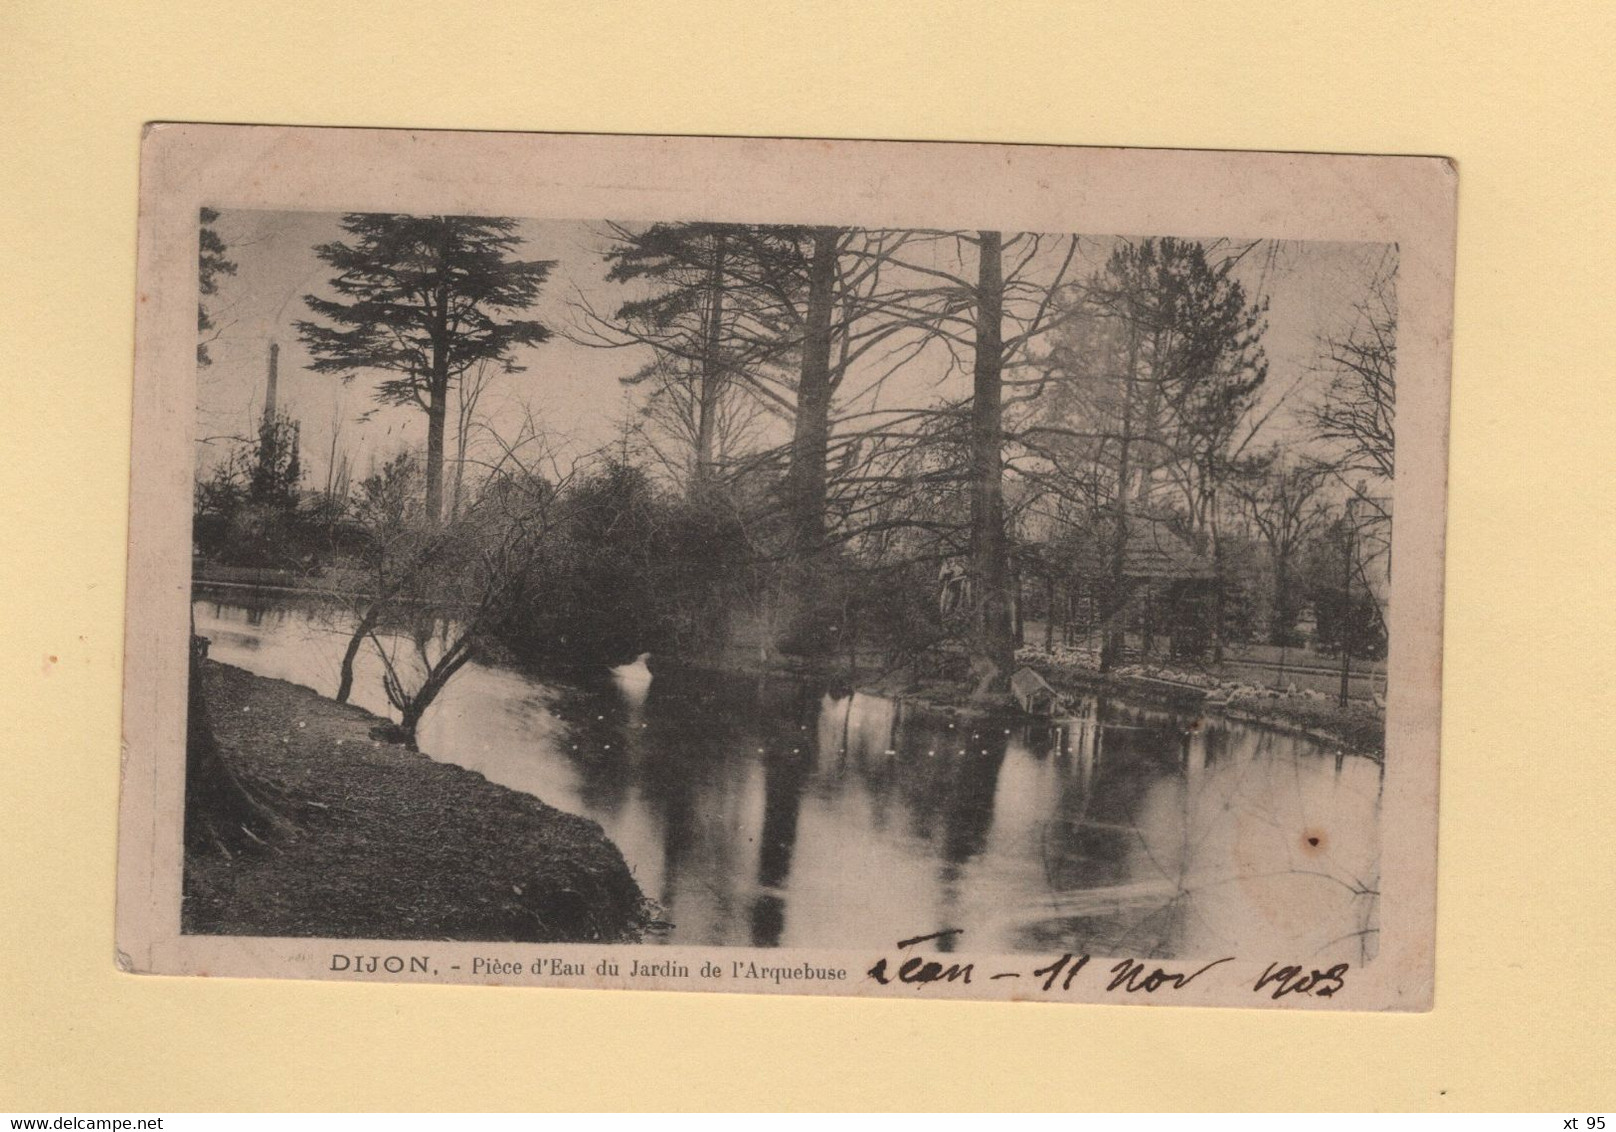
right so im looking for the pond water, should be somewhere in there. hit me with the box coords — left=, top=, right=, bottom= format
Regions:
left=195, top=593, right=1382, bottom=960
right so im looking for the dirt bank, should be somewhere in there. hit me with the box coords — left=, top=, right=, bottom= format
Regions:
left=183, top=660, right=651, bottom=943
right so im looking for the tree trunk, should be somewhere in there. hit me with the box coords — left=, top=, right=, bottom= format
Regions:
left=779, top=227, right=840, bottom=665
left=398, top=700, right=426, bottom=747
left=451, top=414, right=467, bottom=521
left=693, top=231, right=728, bottom=495
left=185, top=633, right=282, bottom=854
left=1044, top=574, right=1056, bottom=650
left=335, top=601, right=382, bottom=704
left=789, top=227, right=838, bottom=556
left=968, top=231, right=1015, bottom=700
left=1271, top=552, right=1292, bottom=644
left=1338, top=516, right=1355, bottom=708
left=424, top=278, right=452, bottom=523
left=425, top=383, right=447, bottom=524
left=1102, top=325, right=1140, bottom=673
left=1141, top=582, right=1155, bottom=659
left=1012, top=559, right=1025, bottom=647
left=394, top=641, right=475, bottom=747
left=1208, top=491, right=1225, bottom=662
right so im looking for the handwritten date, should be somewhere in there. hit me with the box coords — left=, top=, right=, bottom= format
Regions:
left=865, top=931, right=1349, bottom=999
left=1252, top=961, right=1350, bottom=999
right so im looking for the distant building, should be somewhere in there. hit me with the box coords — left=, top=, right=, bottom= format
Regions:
left=1051, top=517, right=1218, bottom=661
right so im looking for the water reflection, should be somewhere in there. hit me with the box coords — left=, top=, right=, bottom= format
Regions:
left=195, top=595, right=1382, bottom=960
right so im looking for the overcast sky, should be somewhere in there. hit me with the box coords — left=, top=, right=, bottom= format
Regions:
left=196, top=210, right=1392, bottom=490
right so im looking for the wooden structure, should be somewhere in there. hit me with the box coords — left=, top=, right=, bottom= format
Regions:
left=1049, top=519, right=1218, bottom=661
left=1011, top=665, right=1061, bottom=716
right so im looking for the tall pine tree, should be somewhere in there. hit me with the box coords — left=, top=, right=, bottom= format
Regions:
left=298, top=214, right=554, bottom=521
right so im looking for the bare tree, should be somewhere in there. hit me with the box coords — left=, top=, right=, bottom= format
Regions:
left=451, top=357, right=502, bottom=519
left=332, top=451, right=429, bottom=704
left=1234, top=453, right=1331, bottom=644
left=834, top=230, right=1079, bottom=694
left=357, top=434, right=588, bottom=746
left=1312, top=256, right=1396, bottom=521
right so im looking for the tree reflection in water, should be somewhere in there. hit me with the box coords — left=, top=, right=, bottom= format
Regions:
left=196, top=596, right=1384, bottom=960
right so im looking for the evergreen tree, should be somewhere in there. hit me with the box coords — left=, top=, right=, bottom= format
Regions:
left=599, top=221, right=800, bottom=495
left=196, top=207, right=236, bottom=367
left=297, top=214, right=554, bottom=521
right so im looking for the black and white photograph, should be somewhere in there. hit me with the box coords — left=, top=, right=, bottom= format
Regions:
left=117, top=127, right=1453, bottom=1008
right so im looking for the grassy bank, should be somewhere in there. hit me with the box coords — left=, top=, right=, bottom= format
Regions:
left=183, top=660, right=651, bottom=943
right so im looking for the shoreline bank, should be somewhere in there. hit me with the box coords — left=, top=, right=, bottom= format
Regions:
left=184, top=660, right=651, bottom=943
left=1020, top=652, right=1387, bottom=758
left=194, top=579, right=1384, bottom=762
left=670, top=644, right=1386, bottom=758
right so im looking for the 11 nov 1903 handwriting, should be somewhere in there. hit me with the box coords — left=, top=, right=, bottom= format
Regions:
left=865, top=931, right=1350, bottom=999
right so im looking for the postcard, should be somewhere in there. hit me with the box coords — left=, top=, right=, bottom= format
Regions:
left=117, top=124, right=1453, bottom=1009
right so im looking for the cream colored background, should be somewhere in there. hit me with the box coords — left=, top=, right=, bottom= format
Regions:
left=1, top=0, right=1611, bottom=1112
